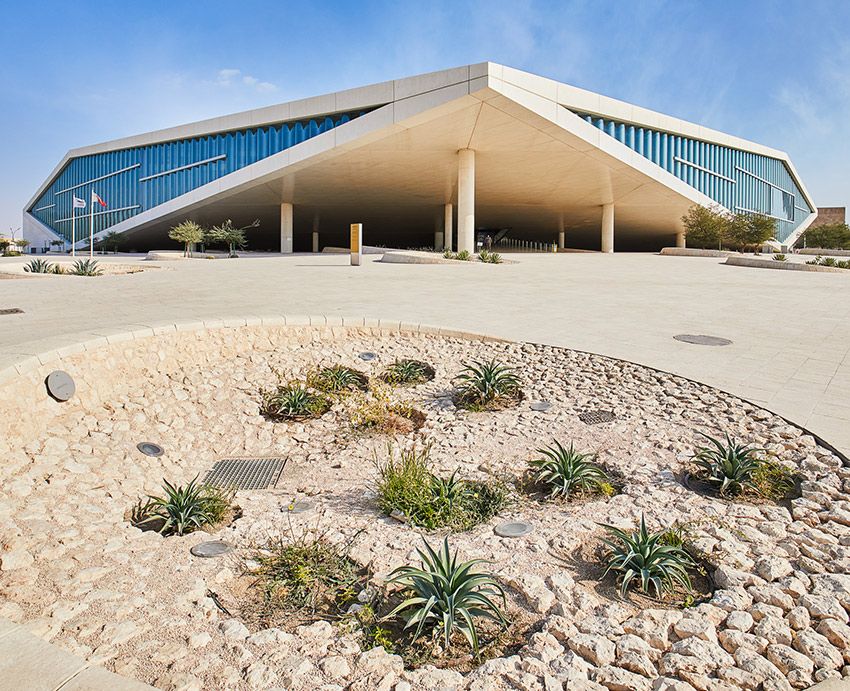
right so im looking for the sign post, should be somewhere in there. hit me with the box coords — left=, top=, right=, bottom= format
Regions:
left=350, top=223, right=362, bottom=266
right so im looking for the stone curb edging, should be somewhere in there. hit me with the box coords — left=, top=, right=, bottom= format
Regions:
left=659, top=247, right=735, bottom=257
left=724, top=256, right=849, bottom=274
left=798, top=248, right=850, bottom=257
left=1, top=314, right=846, bottom=467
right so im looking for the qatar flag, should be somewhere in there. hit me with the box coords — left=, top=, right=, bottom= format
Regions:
left=91, top=191, right=107, bottom=208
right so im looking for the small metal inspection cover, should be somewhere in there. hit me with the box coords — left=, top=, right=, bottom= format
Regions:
left=137, top=442, right=164, bottom=458
left=674, top=334, right=733, bottom=347
left=204, top=457, right=287, bottom=490
left=358, top=351, right=378, bottom=362
left=45, top=370, right=75, bottom=402
left=529, top=400, right=552, bottom=412
left=494, top=521, right=534, bottom=538
left=579, top=410, right=617, bottom=425
left=190, top=541, right=233, bottom=558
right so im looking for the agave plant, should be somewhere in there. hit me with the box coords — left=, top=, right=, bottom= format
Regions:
left=454, top=359, right=521, bottom=407
left=601, top=514, right=695, bottom=598
left=309, top=365, right=367, bottom=394
left=530, top=441, right=610, bottom=498
left=381, top=359, right=434, bottom=386
left=386, top=538, right=507, bottom=654
left=260, top=382, right=329, bottom=420
left=69, top=259, right=103, bottom=276
left=135, top=476, right=231, bottom=536
left=429, top=470, right=469, bottom=504
left=23, top=259, right=55, bottom=273
left=692, top=432, right=764, bottom=496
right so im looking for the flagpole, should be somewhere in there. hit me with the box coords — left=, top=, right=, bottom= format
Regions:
left=71, top=206, right=76, bottom=257
left=89, top=192, right=94, bottom=258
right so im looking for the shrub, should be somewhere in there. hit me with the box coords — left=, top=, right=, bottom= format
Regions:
left=375, top=444, right=509, bottom=530
left=247, top=533, right=364, bottom=623
left=692, top=432, right=764, bottom=496
left=386, top=538, right=507, bottom=654
left=380, top=359, right=435, bottom=386
left=308, top=365, right=368, bottom=395
left=259, top=381, right=330, bottom=421
left=455, top=249, right=471, bottom=261
left=348, top=384, right=424, bottom=434
left=69, top=259, right=102, bottom=276
left=681, top=205, right=728, bottom=249
left=601, top=514, right=695, bottom=598
left=530, top=441, right=612, bottom=499
left=478, top=250, right=503, bottom=264
left=442, top=249, right=454, bottom=259
left=803, top=222, right=850, bottom=250
left=772, top=254, right=786, bottom=261
left=453, top=359, right=522, bottom=410
left=749, top=460, right=798, bottom=501
left=133, top=476, right=233, bottom=536
left=23, top=259, right=55, bottom=273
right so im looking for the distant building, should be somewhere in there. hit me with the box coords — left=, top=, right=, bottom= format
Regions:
left=24, top=63, right=817, bottom=254
left=811, top=207, right=846, bottom=228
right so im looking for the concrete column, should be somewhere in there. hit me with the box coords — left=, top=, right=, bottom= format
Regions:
left=676, top=231, right=686, bottom=248
left=280, top=202, right=293, bottom=254
left=457, top=149, right=475, bottom=254
left=443, top=203, right=453, bottom=253
left=601, top=203, right=614, bottom=253
left=312, top=214, right=319, bottom=253
left=558, top=214, right=565, bottom=250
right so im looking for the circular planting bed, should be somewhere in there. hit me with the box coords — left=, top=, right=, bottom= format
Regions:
left=1, top=324, right=849, bottom=690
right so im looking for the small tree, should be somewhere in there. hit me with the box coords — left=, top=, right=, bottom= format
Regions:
left=100, top=231, right=123, bottom=254
left=681, top=205, right=728, bottom=249
left=168, top=220, right=205, bottom=257
left=206, top=219, right=259, bottom=257
left=14, top=239, right=30, bottom=252
left=803, top=222, right=850, bottom=250
left=50, top=239, right=65, bottom=252
left=726, top=213, right=776, bottom=252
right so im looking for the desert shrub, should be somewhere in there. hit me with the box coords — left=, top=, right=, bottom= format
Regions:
left=455, top=249, right=471, bottom=261
left=307, top=365, right=368, bottom=395
left=69, top=259, right=102, bottom=276
left=803, top=222, right=850, bottom=250
left=691, top=432, right=797, bottom=500
left=380, top=359, right=435, bottom=386
left=772, top=254, right=786, bottom=261
left=478, top=250, right=503, bottom=264
left=259, top=381, right=330, bottom=421
left=601, top=514, right=695, bottom=598
left=132, top=476, right=234, bottom=536
left=347, top=384, right=424, bottom=434
left=375, top=444, right=509, bottom=530
left=529, top=441, right=613, bottom=499
left=246, top=533, right=364, bottom=624
left=453, top=359, right=522, bottom=410
left=386, top=538, right=507, bottom=654
left=23, top=259, right=55, bottom=273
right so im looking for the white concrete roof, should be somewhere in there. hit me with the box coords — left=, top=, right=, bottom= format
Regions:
left=25, top=62, right=817, bottom=246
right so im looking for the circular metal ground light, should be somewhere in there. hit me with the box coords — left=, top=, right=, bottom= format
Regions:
left=494, top=521, right=534, bottom=538
left=529, top=400, right=552, bottom=412
left=46, top=370, right=75, bottom=402
left=137, top=442, right=164, bottom=457
left=358, top=352, right=378, bottom=361
left=190, top=541, right=233, bottom=558
left=673, top=334, right=733, bottom=346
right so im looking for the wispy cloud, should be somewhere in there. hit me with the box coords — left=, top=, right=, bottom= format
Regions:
left=214, top=68, right=277, bottom=93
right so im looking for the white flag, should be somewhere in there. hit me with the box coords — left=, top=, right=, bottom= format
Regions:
left=72, top=196, right=86, bottom=209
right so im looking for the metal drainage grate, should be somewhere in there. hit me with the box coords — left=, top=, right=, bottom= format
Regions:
left=204, top=457, right=287, bottom=490
left=579, top=410, right=617, bottom=425
left=673, top=334, right=732, bottom=346
left=0, top=308, right=24, bottom=315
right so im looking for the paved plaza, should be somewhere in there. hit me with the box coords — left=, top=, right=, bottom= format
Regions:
left=1, top=251, right=848, bottom=458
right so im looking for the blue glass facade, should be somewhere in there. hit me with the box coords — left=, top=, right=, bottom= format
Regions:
left=29, top=109, right=374, bottom=242
left=572, top=110, right=812, bottom=243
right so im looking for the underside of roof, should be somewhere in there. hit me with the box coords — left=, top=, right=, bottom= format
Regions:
left=24, top=63, right=817, bottom=251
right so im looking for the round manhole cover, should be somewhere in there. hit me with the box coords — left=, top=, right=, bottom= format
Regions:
left=494, top=521, right=533, bottom=538
left=529, top=400, right=552, bottom=412
left=283, top=499, right=313, bottom=514
left=190, top=541, right=232, bottom=558
left=358, top=352, right=377, bottom=361
left=46, top=370, right=75, bottom=401
left=674, top=334, right=732, bottom=346
left=137, top=442, right=164, bottom=457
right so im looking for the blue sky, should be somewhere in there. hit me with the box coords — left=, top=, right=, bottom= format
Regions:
left=3, top=0, right=849, bottom=234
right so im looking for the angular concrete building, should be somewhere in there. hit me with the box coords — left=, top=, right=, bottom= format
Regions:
left=24, top=63, right=817, bottom=253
